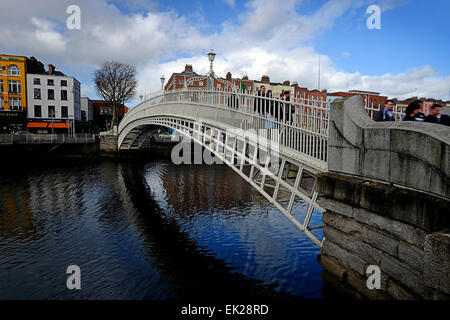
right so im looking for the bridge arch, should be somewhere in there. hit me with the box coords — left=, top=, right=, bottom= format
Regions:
left=119, top=89, right=332, bottom=246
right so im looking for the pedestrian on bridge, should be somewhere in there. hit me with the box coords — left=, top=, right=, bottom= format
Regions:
left=254, top=85, right=266, bottom=115
left=424, top=104, right=442, bottom=124
left=402, top=101, right=421, bottom=121
left=375, top=100, right=396, bottom=122
left=284, top=91, right=294, bottom=125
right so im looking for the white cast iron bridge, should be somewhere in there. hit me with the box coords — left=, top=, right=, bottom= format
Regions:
left=118, top=73, right=388, bottom=247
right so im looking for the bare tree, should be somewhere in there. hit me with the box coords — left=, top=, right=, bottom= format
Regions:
left=94, top=61, right=137, bottom=130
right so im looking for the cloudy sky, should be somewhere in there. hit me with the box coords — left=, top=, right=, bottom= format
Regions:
left=2, top=0, right=449, bottom=104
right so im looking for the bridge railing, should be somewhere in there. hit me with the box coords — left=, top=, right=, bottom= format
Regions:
left=364, top=100, right=405, bottom=121
left=120, top=88, right=413, bottom=171
left=120, top=88, right=331, bottom=168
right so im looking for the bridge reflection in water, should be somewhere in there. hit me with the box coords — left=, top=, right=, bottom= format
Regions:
left=0, top=159, right=326, bottom=299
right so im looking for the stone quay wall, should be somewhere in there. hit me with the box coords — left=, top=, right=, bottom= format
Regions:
left=99, top=134, right=118, bottom=152
left=316, top=96, right=450, bottom=299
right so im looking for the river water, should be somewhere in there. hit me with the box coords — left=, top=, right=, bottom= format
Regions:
left=0, top=155, right=326, bottom=300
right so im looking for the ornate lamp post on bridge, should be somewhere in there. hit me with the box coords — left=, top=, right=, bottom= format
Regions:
left=160, top=75, right=165, bottom=91
left=207, top=49, right=216, bottom=91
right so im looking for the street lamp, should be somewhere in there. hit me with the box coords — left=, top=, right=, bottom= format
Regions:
left=207, top=49, right=216, bottom=92
left=160, top=75, right=165, bottom=91
left=207, top=49, right=216, bottom=75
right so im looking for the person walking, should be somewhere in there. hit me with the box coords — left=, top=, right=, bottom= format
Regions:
left=254, top=85, right=266, bottom=115
left=414, top=100, right=425, bottom=121
left=424, top=104, right=442, bottom=124
left=284, top=91, right=294, bottom=125
left=402, top=101, right=421, bottom=121
left=375, top=100, right=396, bottom=122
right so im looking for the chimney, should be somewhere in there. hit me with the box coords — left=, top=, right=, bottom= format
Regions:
left=283, top=80, right=290, bottom=86
left=322, top=89, right=327, bottom=93
left=226, top=72, right=232, bottom=80
left=184, top=64, right=193, bottom=73
left=261, top=75, right=270, bottom=83
left=292, top=81, right=298, bottom=87
left=242, top=75, right=249, bottom=80
left=48, top=64, right=55, bottom=75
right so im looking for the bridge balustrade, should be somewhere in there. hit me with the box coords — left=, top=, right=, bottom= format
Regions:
left=120, top=89, right=331, bottom=169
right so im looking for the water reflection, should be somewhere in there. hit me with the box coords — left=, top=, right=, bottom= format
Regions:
left=0, top=158, right=324, bottom=300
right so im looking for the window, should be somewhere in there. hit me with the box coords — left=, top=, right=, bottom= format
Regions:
left=8, top=80, right=21, bottom=93
left=34, top=105, right=42, bottom=117
left=0, top=97, right=4, bottom=110
left=48, top=106, right=55, bottom=118
left=34, top=88, right=41, bottom=99
left=61, top=106, right=68, bottom=118
left=81, top=110, right=86, bottom=121
left=7, top=64, right=20, bottom=76
left=0, top=79, right=3, bottom=92
left=61, top=80, right=67, bottom=86
left=47, top=79, right=54, bottom=86
left=9, top=97, right=21, bottom=110
left=61, top=90, right=67, bottom=101
left=48, top=89, right=54, bottom=100
left=34, top=78, right=41, bottom=85
left=199, top=81, right=203, bottom=86
left=178, top=79, right=183, bottom=84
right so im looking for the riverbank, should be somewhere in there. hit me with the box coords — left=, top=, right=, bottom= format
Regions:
left=0, top=138, right=176, bottom=164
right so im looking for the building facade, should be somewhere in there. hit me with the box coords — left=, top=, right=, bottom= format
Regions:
left=79, top=97, right=93, bottom=133
left=26, top=67, right=81, bottom=133
left=0, top=54, right=27, bottom=133
left=92, top=100, right=128, bottom=133
left=331, top=90, right=387, bottom=108
left=164, top=65, right=255, bottom=94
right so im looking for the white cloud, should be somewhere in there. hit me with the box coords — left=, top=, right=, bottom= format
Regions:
left=31, top=17, right=67, bottom=53
left=0, top=0, right=448, bottom=102
left=222, top=0, right=235, bottom=7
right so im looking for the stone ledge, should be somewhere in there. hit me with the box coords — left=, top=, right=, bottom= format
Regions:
left=316, top=172, right=450, bottom=233
left=319, top=198, right=427, bottom=247
left=387, top=278, right=419, bottom=300
left=380, top=253, right=431, bottom=299
left=323, top=225, right=384, bottom=266
left=322, top=239, right=368, bottom=276
left=318, top=253, right=389, bottom=299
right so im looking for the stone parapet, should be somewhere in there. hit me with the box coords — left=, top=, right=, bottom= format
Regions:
left=328, top=96, right=450, bottom=198
left=317, top=96, right=450, bottom=300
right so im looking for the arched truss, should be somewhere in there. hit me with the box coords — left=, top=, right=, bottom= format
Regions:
left=119, top=115, right=325, bottom=247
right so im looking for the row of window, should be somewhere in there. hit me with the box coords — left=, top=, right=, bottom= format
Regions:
left=0, top=79, right=21, bottom=94
left=0, top=64, right=20, bottom=76
left=33, top=78, right=67, bottom=87
left=34, top=88, right=68, bottom=101
left=0, top=79, right=69, bottom=96
left=34, top=105, right=69, bottom=118
left=0, top=97, right=22, bottom=110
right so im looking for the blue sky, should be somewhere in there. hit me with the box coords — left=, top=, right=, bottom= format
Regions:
left=1, top=0, right=449, bottom=102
